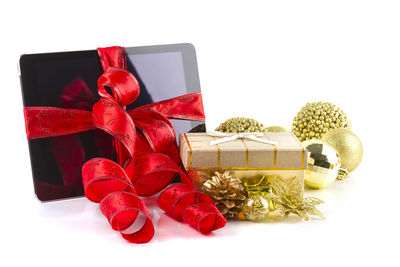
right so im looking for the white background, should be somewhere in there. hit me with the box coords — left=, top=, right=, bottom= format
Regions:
left=1, top=1, right=399, bottom=266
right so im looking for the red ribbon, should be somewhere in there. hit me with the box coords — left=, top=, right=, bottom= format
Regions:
left=24, top=46, right=226, bottom=243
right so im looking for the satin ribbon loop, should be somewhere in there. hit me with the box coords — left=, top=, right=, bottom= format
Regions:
left=208, top=131, right=278, bottom=146
left=158, top=184, right=227, bottom=233
left=183, top=202, right=227, bottom=234
left=130, top=110, right=176, bottom=154
left=92, top=98, right=136, bottom=161
left=82, top=158, right=155, bottom=243
left=100, top=191, right=154, bottom=244
left=82, top=158, right=136, bottom=203
left=132, top=153, right=191, bottom=196
left=97, top=67, right=140, bottom=107
left=97, top=46, right=127, bottom=71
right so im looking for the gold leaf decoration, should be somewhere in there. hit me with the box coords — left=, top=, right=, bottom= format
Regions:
left=266, top=176, right=325, bottom=221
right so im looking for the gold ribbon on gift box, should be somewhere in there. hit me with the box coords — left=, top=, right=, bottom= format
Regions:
left=181, top=132, right=306, bottom=171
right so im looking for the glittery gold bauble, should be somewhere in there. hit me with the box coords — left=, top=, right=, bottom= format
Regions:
left=215, top=117, right=266, bottom=133
left=242, top=195, right=270, bottom=222
left=302, top=139, right=341, bottom=189
left=202, top=172, right=247, bottom=219
left=292, top=102, right=351, bottom=142
left=265, top=126, right=289, bottom=132
left=189, top=123, right=206, bottom=133
left=321, top=129, right=363, bottom=173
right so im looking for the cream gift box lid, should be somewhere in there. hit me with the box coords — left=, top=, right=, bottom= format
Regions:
left=179, top=132, right=307, bottom=170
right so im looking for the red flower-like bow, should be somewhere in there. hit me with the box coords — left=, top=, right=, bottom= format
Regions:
left=24, top=46, right=226, bottom=243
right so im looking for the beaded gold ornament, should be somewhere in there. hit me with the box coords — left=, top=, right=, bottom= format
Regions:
left=292, top=102, right=351, bottom=142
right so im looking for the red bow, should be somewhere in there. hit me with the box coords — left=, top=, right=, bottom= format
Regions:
left=23, top=46, right=226, bottom=243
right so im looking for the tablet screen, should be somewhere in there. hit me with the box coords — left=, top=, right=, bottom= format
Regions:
left=20, top=44, right=204, bottom=201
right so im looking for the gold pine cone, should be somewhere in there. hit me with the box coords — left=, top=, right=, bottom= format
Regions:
left=292, top=102, right=351, bottom=142
left=202, top=172, right=247, bottom=219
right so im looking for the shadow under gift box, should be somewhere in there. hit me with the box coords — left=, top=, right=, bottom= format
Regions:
left=179, top=132, right=308, bottom=200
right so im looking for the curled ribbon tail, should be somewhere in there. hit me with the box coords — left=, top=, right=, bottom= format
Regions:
left=158, top=184, right=227, bottom=234
left=82, top=158, right=154, bottom=243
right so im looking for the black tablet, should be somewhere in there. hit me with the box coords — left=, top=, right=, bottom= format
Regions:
left=19, top=43, right=204, bottom=201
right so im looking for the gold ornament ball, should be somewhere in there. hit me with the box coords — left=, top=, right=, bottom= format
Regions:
left=242, top=195, right=270, bottom=222
left=215, top=117, right=266, bottom=133
left=292, top=102, right=351, bottom=142
left=303, top=139, right=341, bottom=189
left=321, top=129, right=363, bottom=173
left=266, top=126, right=289, bottom=132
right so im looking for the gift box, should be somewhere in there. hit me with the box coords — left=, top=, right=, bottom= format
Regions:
left=20, top=44, right=205, bottom=201
left=179, top=132, right=308, bottom=204
left=20, top=45, right=226, bottom=243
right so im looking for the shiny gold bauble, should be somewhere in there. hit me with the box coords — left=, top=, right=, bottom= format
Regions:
left=302, top=139, right=341, bottom=189
left=242, top=195, right=270, bottom=222
left=321, top=129, right=363, bottom=173
left=292, top=102, right=351, bottom=142
left=265, top=126, right=289, bottom=132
